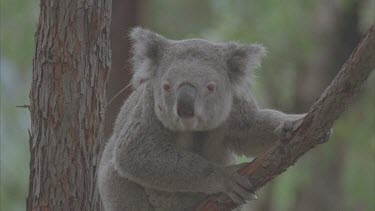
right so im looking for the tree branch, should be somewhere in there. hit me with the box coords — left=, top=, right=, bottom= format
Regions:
left=196, top=25, right=375, bottom=211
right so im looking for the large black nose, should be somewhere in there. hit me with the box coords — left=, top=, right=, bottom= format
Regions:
left=176, top=83, right=196, bottom=118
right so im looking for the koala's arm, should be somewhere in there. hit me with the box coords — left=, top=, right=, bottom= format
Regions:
left=225, top=98, right=305, bottom=157
left=114, top=126, right=217, bottom=193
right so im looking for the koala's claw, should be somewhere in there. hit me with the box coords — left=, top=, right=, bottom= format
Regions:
left=274, top=116, right=305, bottom=141
left=226, top=191, right=257, bottom=205
left=222, top=163, right=257, bottom=205
left=274, top=120, right=294, bottom=140
left=318, top=129, right=333, bottom=144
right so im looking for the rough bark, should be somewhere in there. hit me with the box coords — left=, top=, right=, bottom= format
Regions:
left=104, top=0, right=141, bottom=138
left=196, top=25, right=375, bottom=211
left=27, top=0, right=111, bottom=210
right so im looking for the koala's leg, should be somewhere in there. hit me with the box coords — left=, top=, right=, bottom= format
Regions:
left=99, top=164, right=153, bottom=211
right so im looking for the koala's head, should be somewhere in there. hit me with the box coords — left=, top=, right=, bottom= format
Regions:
left=130, top=27, right=266, bottom=132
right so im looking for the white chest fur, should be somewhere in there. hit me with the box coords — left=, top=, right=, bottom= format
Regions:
left=175, top=130, right=234, bottom=165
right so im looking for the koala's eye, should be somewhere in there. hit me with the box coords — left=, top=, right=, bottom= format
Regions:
left=163, top=83, right=171, bottom=92
left=207, top=83, right=216, bottom=92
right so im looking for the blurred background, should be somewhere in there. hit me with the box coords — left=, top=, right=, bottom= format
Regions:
left=1, top=0, right=374, bottom=210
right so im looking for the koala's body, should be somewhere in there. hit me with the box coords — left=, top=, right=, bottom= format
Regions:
left=98, top=28, right=304, bottom=211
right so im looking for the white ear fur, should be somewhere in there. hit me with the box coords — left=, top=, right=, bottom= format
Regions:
left=226, top=43, right=266, bottom=99
left=129, top=27, right=168, bottom=88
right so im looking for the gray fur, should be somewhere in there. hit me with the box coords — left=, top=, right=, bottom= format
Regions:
left=98, top=27, right=304, bottom=211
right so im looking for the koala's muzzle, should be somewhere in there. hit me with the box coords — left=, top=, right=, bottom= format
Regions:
left=176, top=83, right=196, bottom=118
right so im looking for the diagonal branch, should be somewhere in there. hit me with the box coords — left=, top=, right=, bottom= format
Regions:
left=196, top=25, right=375, bottom=211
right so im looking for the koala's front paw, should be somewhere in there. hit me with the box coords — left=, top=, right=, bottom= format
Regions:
left=274, top=116, right=305, bottom=141
left=219, top=163, right=257, bottom=205
left=274, top=120, right=295, bottom=140
left=318, top=129, right=333, bottom=144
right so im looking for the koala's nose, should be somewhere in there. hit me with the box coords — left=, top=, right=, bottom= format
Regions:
left=176, top=83, right=196, bottom=118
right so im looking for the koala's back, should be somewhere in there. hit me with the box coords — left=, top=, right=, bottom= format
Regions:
left=99, top=85, right=144, bottom=170
left=98, top=86, right=153, bottom=210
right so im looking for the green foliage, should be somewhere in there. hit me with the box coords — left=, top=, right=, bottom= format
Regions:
left=1, top=0, right=38, bottom=210
left=338, top=77, right=375, bottom=211
left=145, top=0, right=215, bottom=38
left=1, top=0, right=38, bottom=70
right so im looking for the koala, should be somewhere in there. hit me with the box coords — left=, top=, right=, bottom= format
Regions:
left=98, top=27, right=308, bottom=211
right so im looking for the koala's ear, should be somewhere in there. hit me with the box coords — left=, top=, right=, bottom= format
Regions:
left=226, top=43, right=266, bottom=99
left=129, top=27, right=168, bottom=88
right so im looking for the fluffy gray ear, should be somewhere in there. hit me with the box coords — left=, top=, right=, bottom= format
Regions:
left=226, top=43, right=266, bottom=99
left=129, top=27, right=168, bottom=88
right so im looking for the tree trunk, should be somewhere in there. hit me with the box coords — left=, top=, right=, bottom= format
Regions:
left=104, top=0, right=141, bottom=138
left=27, top=0, right=112, bottom=210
